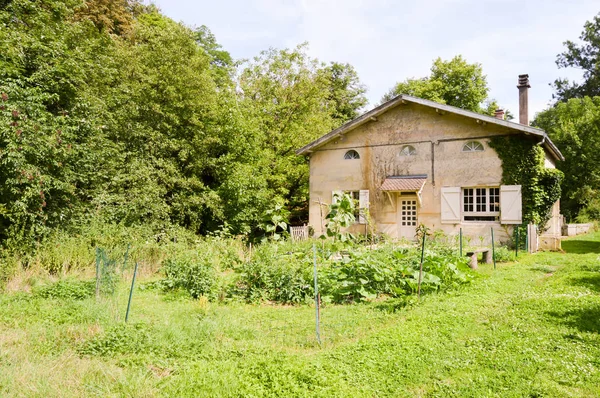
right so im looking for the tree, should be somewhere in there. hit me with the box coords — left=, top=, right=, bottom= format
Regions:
left=238, top=45, right=342, bottom=225
left=533, top=97, right=600, bottom=221
left=322, top=62, right=368, bottom=123
left=381, top=55, right=498, bottom=114
left=553, top=13, right=600, bottom=101
left=195, top=25, right=235, bottom=88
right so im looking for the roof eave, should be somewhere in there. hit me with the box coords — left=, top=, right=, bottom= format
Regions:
left=296, top=94, right=564, bottom=162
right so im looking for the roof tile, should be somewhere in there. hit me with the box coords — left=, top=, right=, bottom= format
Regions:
left=380, top=175, right=427, bottom=192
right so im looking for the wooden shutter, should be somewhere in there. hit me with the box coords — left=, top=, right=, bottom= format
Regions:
left=500, top=185, right=522, bottom=224
left=358, top=189, right=369, bottom=224
left=441, top=187, right=461, bottom=224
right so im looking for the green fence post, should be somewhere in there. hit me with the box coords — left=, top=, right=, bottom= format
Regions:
left=459, top=228, right=463, bottom=257
left=417, top=233, right=426, bottom=299
left=125, top=262, right=139, bottom=323
left=95, top=248, right=101, bottom=300
left=313, top=244, right=321, bottom=345
left=515, top=225, right=519, bottom=258
left=491, top=227, right=496, bottom=270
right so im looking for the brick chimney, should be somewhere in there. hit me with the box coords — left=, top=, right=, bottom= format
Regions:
left=494, top=109, right=505, bottom=120
left=517, top=74, right=530, bottom=125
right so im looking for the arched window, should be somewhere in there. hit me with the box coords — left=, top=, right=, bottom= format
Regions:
left=462, top=141, right=484, bottom=152
left=399, top=145, right=416, bottom=156
left=344, top=150, right=360, bottom=160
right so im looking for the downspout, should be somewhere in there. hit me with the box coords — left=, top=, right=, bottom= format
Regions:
left=430, top=141, right=435, bottom=186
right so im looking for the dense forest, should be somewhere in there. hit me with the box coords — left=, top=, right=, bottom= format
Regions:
left=1, top=0, right=600, bottom=254
left=0, top=0, right=370, bottom=248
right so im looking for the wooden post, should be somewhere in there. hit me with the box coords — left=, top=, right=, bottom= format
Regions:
left=318, top=197, right=324, bottom=237
left=459, top=228, right=463, bottom=257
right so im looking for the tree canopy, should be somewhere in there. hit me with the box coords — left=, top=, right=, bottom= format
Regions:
left=534, top=97, right=600, bottom=221
left=381, top=56, right=498, bottom=115
left=534, top=13, right=600, bottom=222
left=0, top=1, right=368, bottom=245
left=553, top=12, right=600, bottom=102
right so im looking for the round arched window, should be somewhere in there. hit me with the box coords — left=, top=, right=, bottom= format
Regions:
left=462, top=141, right=484, bottom=152
left=399, top=145, right=416, bottom=156
left=344, top=150, right=360, bottom=159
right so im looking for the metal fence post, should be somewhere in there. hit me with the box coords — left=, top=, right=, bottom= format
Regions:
left=313, top=244, right=321, bottom=345
left=459, top=228, right=463, bottom=257
left=125, top=262, right=139, bottom=323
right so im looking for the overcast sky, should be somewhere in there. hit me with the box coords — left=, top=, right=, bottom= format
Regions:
left=150, top=0, right=598, bottom=120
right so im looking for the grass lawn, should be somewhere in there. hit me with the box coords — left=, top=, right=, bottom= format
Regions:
left=1, top=233, right=600, bottom=397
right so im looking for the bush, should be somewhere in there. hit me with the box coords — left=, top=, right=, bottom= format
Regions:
left=35, top=279, right=95, bottom=300
left=78, top=323, right=154, bottom=357
left=321, top=246, right=470, bottom=302
left=232, top=243, right=314, bottom=304
left=159, top=251, right=218, bottom=299
left=492, top=246, right=515, bottom=263
left=230, top=241, right=472, bottom=304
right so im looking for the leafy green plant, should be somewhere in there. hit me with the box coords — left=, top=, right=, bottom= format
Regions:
left=159, top=251, right=218, bottom=299
left=232, top=243, right=314, bottom=304
left=492, top=246, right=515, bottom=263
left=78, top=323, right=154, bottom=357
left=489, top=136, right=563, bottom=231
left=34, top=279, right=95, bottom=300
left=324, top=193, right=357, bottom=242
left=261, top=200, right=290, bottom=241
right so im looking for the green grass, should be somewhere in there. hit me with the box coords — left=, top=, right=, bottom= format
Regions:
left=2, top=233, right=600, bottom=397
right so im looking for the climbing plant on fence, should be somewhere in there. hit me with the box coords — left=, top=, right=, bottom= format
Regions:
left=489, top=136, right=563, bottom=232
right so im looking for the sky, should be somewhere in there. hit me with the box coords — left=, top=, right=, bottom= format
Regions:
left=150, top=0, right=599, bottom=120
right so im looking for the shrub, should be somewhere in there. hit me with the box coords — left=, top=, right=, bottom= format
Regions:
left=321, top=246, right=470, bottom=302
left=492, top=246, right=515, bottom=263
left=78, top=323, right=154, bottom=357
left=159, top=251, right=218, bottom=299
left=232, top=243, right=314, bottom=304
left=35, top=279, right=95, bottom=300
left=230, top=241, right=473, bottom=305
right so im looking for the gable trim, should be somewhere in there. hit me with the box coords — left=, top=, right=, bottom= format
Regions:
left=296, top=94, right=564, bottom=161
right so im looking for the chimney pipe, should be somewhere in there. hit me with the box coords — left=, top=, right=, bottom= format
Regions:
left=517, top=74, right=530, bottom=125
left=494, top=109, right=505, bottom=120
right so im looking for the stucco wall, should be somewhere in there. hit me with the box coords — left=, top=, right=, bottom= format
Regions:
left=308, top=102, right=550, bottom=244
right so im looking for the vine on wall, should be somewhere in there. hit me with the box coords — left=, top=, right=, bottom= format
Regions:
left=488, top=136, right=563, bottom=231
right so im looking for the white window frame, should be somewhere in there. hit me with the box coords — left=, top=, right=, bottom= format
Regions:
left=344, top=150, right=360, bottom=160
left=399, top=145, right=416, bottom=157
left=461, top=186, right=500, bottom=222
left=462, top=141, right=484, bottom=152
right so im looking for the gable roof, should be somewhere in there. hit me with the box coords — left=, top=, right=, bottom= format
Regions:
left=296, top=94, right=564, bottom=161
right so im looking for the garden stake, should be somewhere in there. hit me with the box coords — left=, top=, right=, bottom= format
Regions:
left=125, top=262, right=139, bottom=323
left=491, top=227, right=496, bottom=270
left=459, top=228, right=463, bottom=257
left=417, top=233, right=426, bottom=299
left=313, top=244, right=321, bottom=345
left=95, top=247, right=101, bottom=300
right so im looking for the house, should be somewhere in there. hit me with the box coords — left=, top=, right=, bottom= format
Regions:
left=296, top=75, right=563, bottom=248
